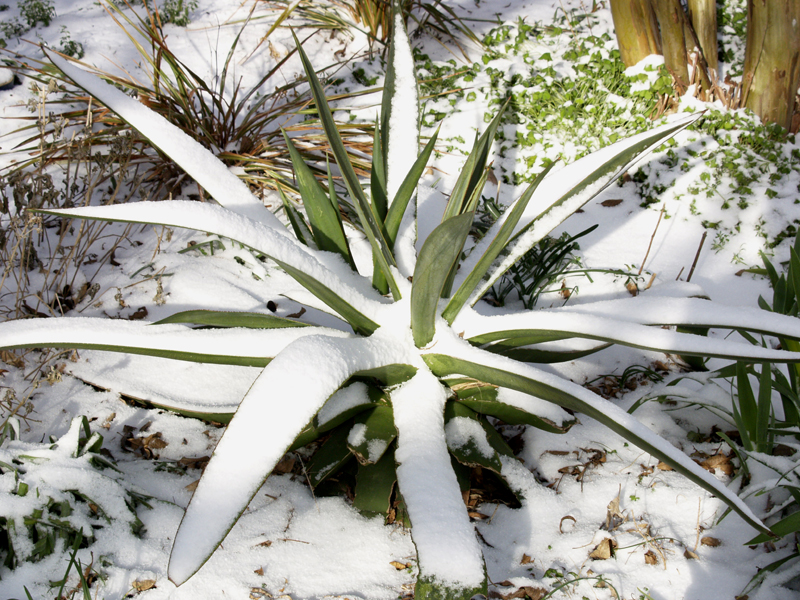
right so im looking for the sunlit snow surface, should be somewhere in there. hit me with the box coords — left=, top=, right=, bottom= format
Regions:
left=1, top=0, right=800, bottom=598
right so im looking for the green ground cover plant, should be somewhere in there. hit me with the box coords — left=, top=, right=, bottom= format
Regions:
left=3, top=4, right=800, bottom=597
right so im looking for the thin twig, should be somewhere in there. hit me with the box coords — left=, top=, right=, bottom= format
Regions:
left=686, top=231, right=707, bottom=283
left=638, top=205, right=665, bottom=276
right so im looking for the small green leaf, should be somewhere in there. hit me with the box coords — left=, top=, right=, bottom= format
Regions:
left=278, top=186, right=314, bottom=247
left=411, top=213, right=474, bottom=347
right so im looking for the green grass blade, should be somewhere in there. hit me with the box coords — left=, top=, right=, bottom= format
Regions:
left=443, top=164, right=554, bottom=323
left=371, top=119, right=388, bottom=221
left=155, top=310, right=311, bottom=329
left=283, top=131, right=355, bottom=268
left=411, top=213, right=474, bottom=347
left=423, top=351, right=770, bottom=536
left=756, top=363, right=773, bottom=453
left=292, top=32, right=401, bottom=299
left=736, top=362, right=757, bottom=451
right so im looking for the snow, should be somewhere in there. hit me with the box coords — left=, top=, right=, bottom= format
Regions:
left=1, top=0, right=800, bottom=598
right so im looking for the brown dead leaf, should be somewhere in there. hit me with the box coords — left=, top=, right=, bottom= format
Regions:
left=491, top=587, right=547, bottom=600
left=123, top=430, right=168, bottom=459
left=184, top=480, right=199, bottom=492
left=644, top=549, right=658, bottom=565
left=468, top=510, right=490, bottom=520
left=100, top=412, right=116, bottom=430
left=520, top=553, right=534, bottom=565
left=698, top=453, right=734, bottom=476
left=287, top=307, right=306, bottom=319
left=589, top=538, right=617, bottom=560
left=178, top=455, right=210, bottom=470
left=600, top=199, right=623, bottom=207
left=272, top=455, right=296, bottom=475
left=390, top=561, right=411, bottom=570
left=656, top=461, right=674, bottom=471
left=684, top=548, right=699, bottom=560
left=132, top=579, right=156, bottom=591
left=0, top=350, right=24, bottom=368
left=254, top=567, right=264, bottom=576
left=129, top=306, right=149, bottom=320
left=257, top=540, right=273, bottom=547
left=700, top=536, right=721, bottom=547
left=559, top=515, right=576, bottom=533
left=626, top=281, right=639, bottom=296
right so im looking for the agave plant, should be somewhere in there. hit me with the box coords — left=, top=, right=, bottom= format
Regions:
left=3, top=6, right=800, bottom=598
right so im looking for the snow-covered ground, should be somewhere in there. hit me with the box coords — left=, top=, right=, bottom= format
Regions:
left=1, top=1, right=800, bottom=599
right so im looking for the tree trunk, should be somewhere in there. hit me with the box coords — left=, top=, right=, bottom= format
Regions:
left=687, top=0, right=718, bottom=72
left=652, top=0, right=690, bottom=90
left=609, top=0, right=661, bottom=67
left=743, top=0, right=800, bottom=130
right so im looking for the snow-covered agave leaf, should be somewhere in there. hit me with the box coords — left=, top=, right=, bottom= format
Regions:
left=293, top=33, right=401, bottom=299
left=391, top=370, right=487, bottom=598
left=307, top=423, right=353, bottom=487
left=447, top=380, right=573, bottom=434
left=37, top=201, right=383, bottom=335
left=464, top=308, right=800, bottom=363
left=314, top=381, right=377, bottom=432
left=347, top=404, right=396, bottom=464
left=454, top=113, right=702, bottom=306
left=0, top=317, right=340, bottom=366
left=423, top=342, right=770, bottom=536
left=168, top=332, right=418, bottom=585
left=411, top=213, right=473, bottom=347
left=44, top=49, right=282, bottom=230
left=444, top=402, right=503, bottom=473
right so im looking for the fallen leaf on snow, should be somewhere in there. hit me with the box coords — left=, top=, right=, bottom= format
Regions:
left=644, top=549, right=658, bottom=565
left=520, top=553, right=534, bottom=564
left=684, top=548, right=699, bottom=560
left=700, top=536, right=721, bottom=547
left=600, top=199, right=623, bottom=207
left=589, top=538, right=617, bottom=560
left=390, top=561, right=411, bottom=570
left=132, top=579, right=156, bottom=591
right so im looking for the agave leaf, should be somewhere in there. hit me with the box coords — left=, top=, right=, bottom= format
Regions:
left=462, top=302, right=800, bottom=363
left=155, top=310, right=311, bottom=329
left=36, top=201, right=382, bottom=335
left=442, top=163, right=554, bottom=323
left=283, top=131, right=355, bottom=268
left=168, top=333, right=417, bottom=585
left=411, top=213, right=474, bottom=348
left=0, top=317, right=339, bottom=367
left=382, top=0, right=419, bottom=207
left=391, top=370, right=487, bottom=597
left=454, top=113, right=702, bottom=305
left=384, top=130, right=439, bottom=247
left=490, top=343, right=613, bottom=364
left=423, top=346, right=770, bottom=536
left=446, top=379, right=572, bottom=433
left=348, top=404, right=397, bottom=464
left=278, top=186, right=315, bottom=248
left=442, top=101, right=508, bottom=221
left=371, top=120, right=389, bottom=220
left=353, top=444, right=397, bottom=515
left=444, top=402, right=503, bottom=473
left=44, top=49, right=283, bottom=230
left=306, top=423, right=353, bottom=487
left=747, top=510, right=800, bottom=545
left=315, top=382, right=379, bottom=432
left=292, top=32, right=401, bottom=300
